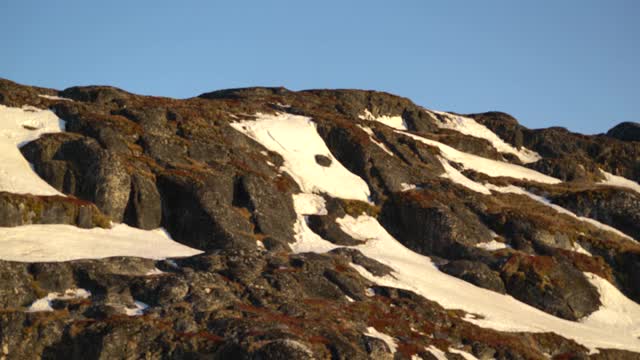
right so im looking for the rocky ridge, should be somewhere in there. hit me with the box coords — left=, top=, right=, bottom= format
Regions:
left=0, top=78, right=639, bottom=359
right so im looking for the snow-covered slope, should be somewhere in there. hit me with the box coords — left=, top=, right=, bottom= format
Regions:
left=230, top=113, right=372, bottom=202
left=0, top=223, right=202, bottom=262
left=0, top=105, right=65, bottom=196
left=599, top=169, right=640, bottom=194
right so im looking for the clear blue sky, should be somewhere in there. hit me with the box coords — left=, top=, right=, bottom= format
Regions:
left=1, top=0, right=638, bottom=134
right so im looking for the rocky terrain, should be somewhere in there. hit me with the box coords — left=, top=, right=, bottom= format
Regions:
left=0, top=78, right=639, bottom=359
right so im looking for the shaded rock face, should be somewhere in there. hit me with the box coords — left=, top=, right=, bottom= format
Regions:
left=607, top=122, right=640, bottom=142
left=380, top=185, right=494, bottom=257
left=550, top=188, right=640, bottom=240
left=21, top=134, right=133, bottom=223
left=1, top=78, right=640, bottom=358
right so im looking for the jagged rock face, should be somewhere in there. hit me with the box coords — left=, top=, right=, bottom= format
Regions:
left=474, top=112, right=640, bottom=183
left=1, top=78, right=640, bottom=359
left=550, top=188, right=640, bottom=240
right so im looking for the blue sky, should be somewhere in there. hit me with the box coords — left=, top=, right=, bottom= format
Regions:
left=1, top=0, right=638, bottom=134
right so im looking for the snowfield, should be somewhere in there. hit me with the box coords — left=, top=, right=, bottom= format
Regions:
left=599, top=169, right=640, bottom=195
left=231, top=113, right=372, bottom=202
left=0, top=105, right=65, bottom=196
left=0, top=224, right=202, bottom=262
left=398, top=131, right=561, bottom=184
left=438, top=157, right=492, bottom=195
left=428, top=110, right=541, bottom=164
left=359, top=109, right=407, bottom=130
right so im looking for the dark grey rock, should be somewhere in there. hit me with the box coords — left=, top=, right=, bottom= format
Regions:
left=440, top=260, right=506, bottom=294
left=0, top=262, right=37, bottom=308
left=501, top=255, right=601, bottom=320
left=606, top=122, right=640, bottom=142
left=123, top=173, right=162, bottom=230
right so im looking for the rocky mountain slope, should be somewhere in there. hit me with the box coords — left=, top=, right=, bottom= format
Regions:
left=1, top=78, right=639, bottom=359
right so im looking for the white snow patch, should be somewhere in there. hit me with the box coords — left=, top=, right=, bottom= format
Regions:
left=365, top=327, right=398, bottom=354
left=400, top=183, right=417, bottom=192
left=398, top=131, right=560, bottom=184
left=272, top=102, right=291, bottom=109
left=426, top=345, right=448, bottom=360
left=599, top=170, right=640, bottom=195
left=365, top=288, right=376, bottom=297
left=145, top=268, right=165, bottom=276
left=429, top=110, right=541, bottom=164
left=290, top=193, right=339, bottom=253
left=293, top=193, right=327, bottom=216
left=580, top=273, right=640, bottom=339
left=356, top=124, right=395, bottom=156
left=0, top=224, right=202, bottom=262
left=330, top=214, right=640, bottom=353
left=359, top=109, right=408, bottom=131
left=0, top=105, right=66, bottom=195
left=27, top=288, right=91, bottom=312
left=486, top=184, right=637, bottom=243
left=438, top=157, right=491, bottom=194
left=38, top=94, right=73, bottom=102
left=291, top=215, right=339, bottom=254
left=448, top=347, right=479, bottom=360
left=475, top=240, right=509, bottom=251
left=230, top=113, right=371, bottom=202
left=125, top=301, right=149, bottom=316
left=572, top=242, right=593, bottom=256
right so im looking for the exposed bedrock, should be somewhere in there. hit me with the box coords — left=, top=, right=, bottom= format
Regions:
left=2, top=78, right=640, bottom=357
